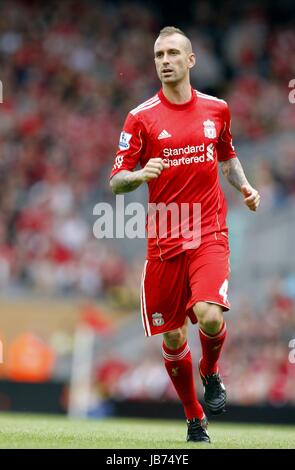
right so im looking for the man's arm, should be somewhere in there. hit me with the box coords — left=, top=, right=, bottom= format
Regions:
left=110, top=170, right=145, bottom=194
left=221, top=157, right=261, bottom=211
left=110, top=158, right=169, bottom=194
left=221, top=157, right=249, bottom=191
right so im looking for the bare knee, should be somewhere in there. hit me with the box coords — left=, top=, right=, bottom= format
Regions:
left=193, top=301, right=223, bottom=335
left=163, top=324, right=187, bottom=350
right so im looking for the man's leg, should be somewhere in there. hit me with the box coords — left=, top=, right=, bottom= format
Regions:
left=162, top=322, right=210, bottom=442
left=193, top=301, right=227, bottom=376
left=193, top=301, right=227, bottom=414
left=140, top=253, right=209, bottom=440
left=162, top=322, right=204, bottom=421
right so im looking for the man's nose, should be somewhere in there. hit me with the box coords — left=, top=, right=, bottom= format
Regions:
left=162, top=53, right=170, bottom=64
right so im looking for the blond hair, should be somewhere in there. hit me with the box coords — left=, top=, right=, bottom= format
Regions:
left=159, top=26, right=188, bottom=38
left=157, top=26, right=192, bottom=53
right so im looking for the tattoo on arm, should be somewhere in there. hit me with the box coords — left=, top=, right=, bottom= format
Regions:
left=110, top=170, right=143, bottom=194
left=221, top=158, right=249, bottom=192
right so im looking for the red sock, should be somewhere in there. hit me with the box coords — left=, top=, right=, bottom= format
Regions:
left=162, top=341, right=204, bottom=420
left=199, top=321, right=227, bottom=376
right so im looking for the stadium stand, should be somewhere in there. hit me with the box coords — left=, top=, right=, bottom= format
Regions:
left=0, top=0, right=294, bottom=411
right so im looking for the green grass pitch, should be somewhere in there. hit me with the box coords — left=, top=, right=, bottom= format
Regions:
left=0, top=413, right=295, bottom=449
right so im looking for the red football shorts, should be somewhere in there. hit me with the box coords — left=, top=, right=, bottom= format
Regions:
left=140, top=235, right=230, bottom=336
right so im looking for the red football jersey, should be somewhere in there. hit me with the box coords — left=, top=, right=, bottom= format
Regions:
left=110, top=88, right=236, bottom=260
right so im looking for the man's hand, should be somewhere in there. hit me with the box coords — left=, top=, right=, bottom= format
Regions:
left=139, top=158, right=169, bottom=182
left=241, top=184, right=261, bottom=211
left=221, top=159, right=261, bottom=212
left=110, top=158, right=169, bottom=194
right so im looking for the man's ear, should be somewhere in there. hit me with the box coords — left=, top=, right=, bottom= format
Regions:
left=188, top=53, right=196, bottom=69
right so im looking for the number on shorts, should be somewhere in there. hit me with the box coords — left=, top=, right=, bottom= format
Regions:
left=219, top=279, right=228, bottom=303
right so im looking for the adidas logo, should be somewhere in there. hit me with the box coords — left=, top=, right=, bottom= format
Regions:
left=158, top=129, right=171, bottom=140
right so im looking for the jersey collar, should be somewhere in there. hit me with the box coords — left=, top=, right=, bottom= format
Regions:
left=158, top=87, right=197, bottom=110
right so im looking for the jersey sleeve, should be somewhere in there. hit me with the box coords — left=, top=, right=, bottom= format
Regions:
left=216, top=103, right=237, bottom=162
left=110, top=113, right=146, bottom=179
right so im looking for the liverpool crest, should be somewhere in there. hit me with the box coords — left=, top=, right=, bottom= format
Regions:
left=203, top=120, right=216, bottom=139
left=152, top=312, right=165, bottom=326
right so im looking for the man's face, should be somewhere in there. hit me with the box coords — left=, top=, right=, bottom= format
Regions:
left=154, top=33, right=195, bottom=85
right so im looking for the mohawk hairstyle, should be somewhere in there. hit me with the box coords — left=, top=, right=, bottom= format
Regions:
left=159, top=26, right=187, bottom=38
left=157, top=26, right=193, bottom=53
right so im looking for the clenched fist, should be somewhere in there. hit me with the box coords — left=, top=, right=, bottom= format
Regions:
left=139, top=158, right=169, bottom=182
left=241, top=184, right=261, bottom=211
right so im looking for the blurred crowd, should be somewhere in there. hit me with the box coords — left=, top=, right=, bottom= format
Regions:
left=0, top=1, right=295, bottom=407
left=0, top=0, right=295, bottom=297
